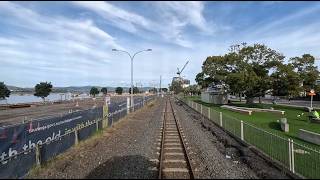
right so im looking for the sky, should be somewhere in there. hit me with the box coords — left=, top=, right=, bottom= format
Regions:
left=1, top=1, right=320, bottom=88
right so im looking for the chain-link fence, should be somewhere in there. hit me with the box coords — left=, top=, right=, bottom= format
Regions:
left=177, top=97, right=320, bottom=179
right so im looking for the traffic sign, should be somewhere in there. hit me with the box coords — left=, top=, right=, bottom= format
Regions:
left=309, top=89, right=316, bottom=96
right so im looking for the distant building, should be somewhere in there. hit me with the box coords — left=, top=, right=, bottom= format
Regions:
left=201, top=82, right=228, bottom=104
left=172, top=77, right=190, bottom=88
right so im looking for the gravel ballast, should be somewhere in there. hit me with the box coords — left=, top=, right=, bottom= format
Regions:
left=27, top=96, right=292, bottom=179
left=27, top=98, right=164, bottom=179
left=173, top=99, right=291, bottom=179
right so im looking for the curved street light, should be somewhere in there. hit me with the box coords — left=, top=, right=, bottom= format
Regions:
left=112, top=49, right=152, bottom=111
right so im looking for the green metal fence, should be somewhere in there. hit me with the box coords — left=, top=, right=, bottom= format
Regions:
left=177, top=97, right=320, bottom=179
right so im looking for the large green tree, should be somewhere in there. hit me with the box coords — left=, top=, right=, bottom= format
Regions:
left=195, top=72, right=214, bottom=89
left=115, top=87, right=123, bottom=95
left=235, top=43, right=284, bottom=103
left=270, top=63, right=301, bottom=99
left=199, top=43, right=284, bottom=104
left=90, top=87, right=99, bottom=98
left=290, top=54, right=319, bottom=93
left=202, top=55, right=230, bottom=83
left=34, top=82, right=53, bottom=102
left=0, top=82, right=11, bottom=100
left=225, top=71, right=246, bottom=102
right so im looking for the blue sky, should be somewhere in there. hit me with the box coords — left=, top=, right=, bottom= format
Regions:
left=1, top=1, right=320, bottom=88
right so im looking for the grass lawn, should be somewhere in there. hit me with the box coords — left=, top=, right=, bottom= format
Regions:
left=183, top=95, right=320, bottom=150
left=182, top=95, right=320, bottom=178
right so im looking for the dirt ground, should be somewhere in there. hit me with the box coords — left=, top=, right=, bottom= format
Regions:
left=0, top=95, right=146, bottom=126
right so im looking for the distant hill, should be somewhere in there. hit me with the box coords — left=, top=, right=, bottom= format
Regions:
left=7, top=85, right=156, bottom=93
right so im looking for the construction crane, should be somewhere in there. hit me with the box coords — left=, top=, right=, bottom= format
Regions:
left=177, top=61, right=189, bottom=78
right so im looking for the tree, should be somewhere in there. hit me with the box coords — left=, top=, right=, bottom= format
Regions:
left=0, top=82, right=11, bottom=100
left=290, top=54, right=319, bottom=93
left=129, top=86, right=139, bottom=94
left=169, top=80, right=183, bottom=94
left=195, top=72, right=214, bottom=89
left=101, top=87, right=108, bottom=95
left=271, top=63, right=301, bottom=99
left=34, top=82, right=53, bottom=102
left=202, top=55, right=230, bottom=83
left=184, top=85, right=201, bottom=96
left=115, top=87, right=123, bottom=95
left=198, top=43, right=284, bottom=104
left=225, top=72, right=246, bottom=102
left=234, top=43, right=284, bottom=104
left=90, top=87, right=99, bottom=98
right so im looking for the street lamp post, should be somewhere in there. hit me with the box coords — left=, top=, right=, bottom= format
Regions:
left=112, top=49, right=152, bottom=112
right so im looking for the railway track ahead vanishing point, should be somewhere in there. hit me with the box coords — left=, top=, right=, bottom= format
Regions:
left=158, top=97, right=194, bottom=179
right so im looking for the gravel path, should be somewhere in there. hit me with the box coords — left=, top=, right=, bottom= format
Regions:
left=27, top=98, right=164, bottom=179
left=173, top=99, right=291, bottom=179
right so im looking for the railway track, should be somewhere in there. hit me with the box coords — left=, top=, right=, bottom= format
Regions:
left=158, top=97, right=194, bottom=179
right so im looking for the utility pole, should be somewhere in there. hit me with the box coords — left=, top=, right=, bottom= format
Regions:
left=159, top=75, right=162, bottom=97
left=112, top=49, right=152, bottom=111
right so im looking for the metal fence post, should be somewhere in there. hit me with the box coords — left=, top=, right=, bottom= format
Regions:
left=288, top=138, right=292, bottom=172
left=219, top=112, right=223, bottom=127
left=75, top=129, right=79, bottom=145
left=127, top=97, right=130, bottom=114
left=241, top=120, right=244, bottom=141
left=200, top=104, right=202, bottom=114
left=208, top=107, right=210, bottom=119
left=291, top=139, right=295, bottom=173
left=35, top=144, right=41, bottom=166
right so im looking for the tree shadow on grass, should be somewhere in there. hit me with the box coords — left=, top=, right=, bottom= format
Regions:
left=86, top=155, right=157, bottom=179
left=268, top=121, right=281, bottom=131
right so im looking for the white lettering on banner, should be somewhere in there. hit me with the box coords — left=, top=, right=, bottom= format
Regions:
left=28, top=116, right=82, bottom=133
left=108, top=108, right=127, bottom=117
left=64, top=119, right=99, bottom=134
left=0, top=130, right=61, bottom=164
left=1, top=152, right=8, bottom=164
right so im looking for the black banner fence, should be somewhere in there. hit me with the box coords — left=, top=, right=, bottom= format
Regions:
left=0, top=95, right=156, bottom=178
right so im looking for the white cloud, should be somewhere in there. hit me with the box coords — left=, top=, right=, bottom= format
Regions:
left=0, top=1, right=123, bottom=83
left=156, top=1, right=208, bottom=32
left=72, top=1, right=151, bottom=33
left=72, top=1, right=210, bottom=48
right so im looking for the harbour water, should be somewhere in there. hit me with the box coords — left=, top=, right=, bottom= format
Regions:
left=0, top=93, right=91, bottom=104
